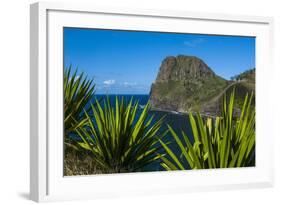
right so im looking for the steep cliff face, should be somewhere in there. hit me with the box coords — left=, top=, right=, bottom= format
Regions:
left=155, top=55, right=215, bottom=82
left=149, top=55, right=228, bottom=113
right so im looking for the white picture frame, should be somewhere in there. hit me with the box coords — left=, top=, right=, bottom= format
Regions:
left=30, top=2, right=274, bottom=202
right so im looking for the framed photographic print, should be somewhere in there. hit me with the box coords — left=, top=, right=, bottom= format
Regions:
left=30, top=2, right=274, bottom=202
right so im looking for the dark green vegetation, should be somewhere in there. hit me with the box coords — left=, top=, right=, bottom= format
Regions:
left=74, top=97, right=167, bottom=173
left=224, top=81, right=255, bottom=110
left=149, top=56, right=255, bottom=115
left=64, top=60, right=255, bottom=175
left=150, top=75, right=227, bottom=112
left=64, top=67, right=98, bottom=175
left=160, top=90, right=255, bottom=170
left=224, top=68, right=255, bottom=109
left=150, top=55, right=228, bottom=112
left=231, top=68, right=255, bottom=82
left=64, top=67, right=96, bottom=142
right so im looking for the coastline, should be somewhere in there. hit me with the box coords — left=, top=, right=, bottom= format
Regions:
left=150, top=107, right=187, bottom=115
left=149, top=107, right=219, bottom=119
left=93, top=94, right=219, bottom=118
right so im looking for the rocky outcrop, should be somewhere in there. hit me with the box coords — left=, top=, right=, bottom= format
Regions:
left=155, top=55, right=215, bottom=83
left=149, top=55, right=228, bottom=114
left=149, top=55, right=255, bottom=115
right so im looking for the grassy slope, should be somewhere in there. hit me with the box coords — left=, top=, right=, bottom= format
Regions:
left=152, top=75, right=228, bottom=112
left=151, top=69, right=255, bottom=114
left=205, top=71, right=255, bottom=113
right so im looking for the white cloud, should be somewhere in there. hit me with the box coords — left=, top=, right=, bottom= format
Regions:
left=103, top=79, right=116, bottom=85
left=184, top=38, right=205, bottom=47
left=123, top=82, right=137, bottom=87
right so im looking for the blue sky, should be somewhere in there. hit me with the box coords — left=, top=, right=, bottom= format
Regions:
left=64, top=27, right=255, bottom=94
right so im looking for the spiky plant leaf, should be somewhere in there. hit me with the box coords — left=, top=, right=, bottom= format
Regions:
left=75, top=96, right=167, bottom=173
left=160, top=89, right=255, bottom=170
left=64, top=66, right=96, bottom=142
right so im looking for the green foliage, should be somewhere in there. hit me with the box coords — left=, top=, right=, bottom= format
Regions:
left=231, top=68, right=255, bottom=82
left=64, top=66, right=96, bottom=141
left=152, top=75, right=228, bottom=111
left=224, top=83, right=255, bottom=109
left=75, top=97, right=167, bottom=173
left=160, top=89, right=255, bottom=170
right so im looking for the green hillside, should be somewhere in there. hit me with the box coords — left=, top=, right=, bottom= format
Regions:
left=149, top=55, right=255, bottom=116
left=201, top=70, right=255, bottom=115
left=151, top=75, right=228, bottom=112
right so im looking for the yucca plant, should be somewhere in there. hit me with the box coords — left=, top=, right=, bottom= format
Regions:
left=64, top=66, right=96, bottom=141
left=160, top=89, right=255, bottom=170
left=75, top=97, right=167, bottom=173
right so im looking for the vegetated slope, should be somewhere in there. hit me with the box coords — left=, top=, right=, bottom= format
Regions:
left=149, top=55, right=228, bottom=113
left=226, top=69, right=255, bottom=108
left=191, top=69, right=255, bottom=116
left=149, top=55, right=255, bottom=116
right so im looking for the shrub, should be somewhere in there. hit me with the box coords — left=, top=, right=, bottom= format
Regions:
left=64, top=66, right=96, bottom=142
left=160, top=89, right=255, bottom=170
left=75, top=97, right=167, bottom=173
